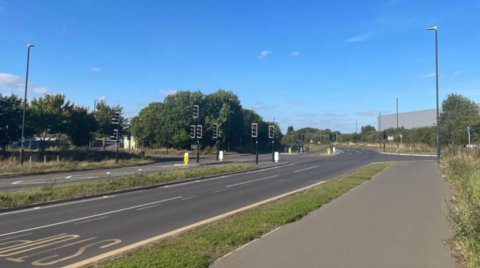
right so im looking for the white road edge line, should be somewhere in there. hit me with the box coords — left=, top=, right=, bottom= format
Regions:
left=65, top=176, right=72, bottom=179
left=181, top=195, right=198, bottom=201
left=11, top=181, right=23, bottom=185
left=293, top=166, right=318, bottom=173
left=225, top=175, right=279, bottom=188
left=261, top=227, right=281, bottom=238
left=0, top=196, right=182, bottom=237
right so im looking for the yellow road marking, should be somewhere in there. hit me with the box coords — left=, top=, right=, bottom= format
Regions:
left=73, top=216, right=108, bottom=225
left=0, top=234, right=79, bottom=257
left=6, top=237, right=98, bottom=263
left=0, top=233, right=32, bottom=242
left=0, top=234, right=67, bottom=252
left=136, top=204, right=161, bottom=211
left=63, top=181, right=328, bottom=268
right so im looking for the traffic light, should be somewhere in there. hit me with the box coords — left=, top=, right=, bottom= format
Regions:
left=383, top=131, right=387, bottom=140
left=111, top=113, right=120, bottom=125
left=302, top=134, right=305, bottom=141
left=190, top=125, right=196, bottom=139
left=298, top=134, right=302, bottom=141
left=111, top=129, right=118, bottom=141
left=268, top=125, right=274, bottom=139
left=196, top=125, right=203, bottom=139
left=193, top=105, right=199, bottom=119
left=213, top=123, right=218, bottom=139
left=329, top=133, right=333, bottom=142
left=251, top=123, right=258, bottom=138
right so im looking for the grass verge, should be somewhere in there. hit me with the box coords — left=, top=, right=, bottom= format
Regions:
left=0, top=165, right=256, bottom=209
left=0, top=158, right=155, bottom=177
left=98, top=162, right=393, bottom=268
left=441, top=148, right=480, bottom=268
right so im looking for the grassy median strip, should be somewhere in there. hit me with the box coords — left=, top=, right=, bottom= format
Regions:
left=441, top=148, right=480, bottom=268
left=98, top=162, right=393, bottom=268
left=0, top=158, right=155, bottom=177
left=0, top=165, right=256, bottom=209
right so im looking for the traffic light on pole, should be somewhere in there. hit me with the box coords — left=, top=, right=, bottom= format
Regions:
left=251, top=123, right=258, bottom=138
left=111, top=129, right=118, bottom=141
left=111, top=113, right=120, bottom=125
left=383, top=131, right=387, bottom=140
left=213, top=123, right=218, bottom=139
left=268, top=125, right=274, bottom=139
left=302, top=134, right=305, bottom=141
left=196, top=125, right=203, bottom=139
left=190, top=125, right=196, bottom=139
left=193, top=105, right=199, bottom=119
left=329, top=133, right=333, bottom=142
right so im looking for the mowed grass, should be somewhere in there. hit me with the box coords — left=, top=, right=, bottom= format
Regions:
left=99, top=162, right=393, bottom=268
left=0, top=158, right=155, bottom=177
left=441, top=148, right=480, bottom=268
left=0, top=165, right=256, bottom=209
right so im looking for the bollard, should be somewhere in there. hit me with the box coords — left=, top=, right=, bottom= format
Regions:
left=184, top=152, right=189, bottom=164
left=274, top=152, right=279, bottom=163
left=44, top=155, right=47, bottom=163
left=219, top=151, right=224, bottom=161
left=29, top=156, right=32, bottom=163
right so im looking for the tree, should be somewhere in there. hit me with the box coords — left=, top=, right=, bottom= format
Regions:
left=440, top=94, right=480, bottom=145
left=95, top=101, right=128, bottom=145
left=29, top=94, right=72, bottom=151
left=66, top=106, right=98, bottom=147
left=0, top=94, right=24, bottom=153
left=131, top=102, right=164, bottom=148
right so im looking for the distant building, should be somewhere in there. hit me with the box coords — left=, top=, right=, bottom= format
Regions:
left=124, top=136, right=137, bottom=150
left=377, top=104, right=480, bottom=130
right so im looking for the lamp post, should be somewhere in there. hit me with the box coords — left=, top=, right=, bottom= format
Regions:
left=20, top=44, right=34, bottom=164
left=427, top=26, right=440, bottom=162
left=396, top=96, right=399, bottom=148
left=228, top=99, right=231, bottom=152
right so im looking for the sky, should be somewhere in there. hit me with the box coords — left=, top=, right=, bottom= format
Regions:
left=0, top=0, right=479, bottom=133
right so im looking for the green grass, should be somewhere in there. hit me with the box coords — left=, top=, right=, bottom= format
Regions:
left=0, top=158, right=155, bottom=177
left=306, top=144, right=329, bottom=152
left=98, top=162, right=393, bottom=268
left=441, top=147, right=480, bottom=268
left=338, top=143, right=436, bottom=155
left=0, top=165, right=256, bottom=209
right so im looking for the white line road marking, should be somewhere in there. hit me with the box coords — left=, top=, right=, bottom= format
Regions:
left=214, top=189, right=227, bottom=193
left=164, top=181, right=198, bottom=188
left=352, top=149, right=361, bottom=153
left=0, top=196, right=182, bottom=237
left=226, top=175, right=279, bottom=188
left=11, top=181, right=22, bottom=185
left=293, top=166, right=318, bottom=173
left=261, top=227, right=281, bottom=238
left=181, top=195, right=198, bottom=201
left=136, top=204, right=161, bottom=211
left=73, top=216, right=108, bottom=225
left=65, top=176, right=72, bottom=179
left=235, top=239, right=258, bottom=251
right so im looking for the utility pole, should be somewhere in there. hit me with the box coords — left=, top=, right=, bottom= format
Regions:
left=228, top=99, right=231, bottom=152
left=20, top=44, right=34, bottom=164
left=396, top=97, right=399, bottom=148
left=428, top=26, right=441, bottom=162
left=252, top=123, right=258, bottom=165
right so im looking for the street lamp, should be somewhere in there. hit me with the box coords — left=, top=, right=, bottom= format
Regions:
left=427, top=26, right=440, bottom=162
left=20, top=44, right=34, bottom=164
left=396, top=96, right=399, bottom=148
left=228, top=99, right=231, bottom=152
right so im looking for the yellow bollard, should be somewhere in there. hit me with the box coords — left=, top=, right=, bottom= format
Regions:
left=288, top=148, right=292, bottom=154
left=184, top=152, right=189, bottom=164
left=327, top=148, right=331, bottom=154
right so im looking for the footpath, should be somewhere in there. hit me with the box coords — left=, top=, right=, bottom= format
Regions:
left=212, top=161, right=456, bottom=268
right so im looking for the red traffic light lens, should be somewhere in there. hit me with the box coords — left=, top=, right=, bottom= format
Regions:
left=252, top=125, right=256, bottom=129
left=269, top=127, right=273, bottom=130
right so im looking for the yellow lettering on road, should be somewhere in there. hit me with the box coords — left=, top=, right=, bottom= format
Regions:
left=31, top=239, right=121, bottom=266
left=0, top=233, right=33, bottom=242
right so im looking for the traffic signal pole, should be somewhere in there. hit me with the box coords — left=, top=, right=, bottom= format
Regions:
left=256, top=138, right=258, bottom=165
left=272, top=140, right=274, bottom=163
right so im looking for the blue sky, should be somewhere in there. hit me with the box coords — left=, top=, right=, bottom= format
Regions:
left=1, top=0, right=479, bottom=133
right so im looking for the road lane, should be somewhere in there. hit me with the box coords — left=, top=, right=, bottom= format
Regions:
left=0, top=148, right=436, bottom=268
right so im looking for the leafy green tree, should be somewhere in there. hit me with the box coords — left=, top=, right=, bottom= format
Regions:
left=66, top=106, right=98, bottom=147
left=131, top=102, right=164, bottom=148
left=0, top=94, right=24, bottom=152
left=440, top=94, right=480, bottom=145
left=29, top=94, right=72, bottom=151
left=95, top=101, right=128, bottom=146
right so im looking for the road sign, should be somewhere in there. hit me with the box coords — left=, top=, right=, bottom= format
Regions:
left=467, top=126, right=470, bottom=133
left=191, top=144, right=197, bottom=149
left=388, top=136, right=394, bottom=141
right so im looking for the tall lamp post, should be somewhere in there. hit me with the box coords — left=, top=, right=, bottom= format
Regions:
left=396, top=96, right=399, bottom=148
left=427, top=26, right=440, bottom=162
left=20, top=44, right=34, bottom=164
left=228, top=99, right=231, bottom=152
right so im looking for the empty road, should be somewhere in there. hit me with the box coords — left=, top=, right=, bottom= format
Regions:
left=0, top=148, right=435, bottom=268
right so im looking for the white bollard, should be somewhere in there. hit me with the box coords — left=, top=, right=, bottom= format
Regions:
left=274, top=152, right=279, bottom=163
left=333, top=147, right=336, bottom=153
left=219, top=151, right=224, bottom=161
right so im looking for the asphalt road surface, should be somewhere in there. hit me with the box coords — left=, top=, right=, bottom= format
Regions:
left=0, top=153, right=287, bottom=191
left=0, top=148, right=435, bottom=268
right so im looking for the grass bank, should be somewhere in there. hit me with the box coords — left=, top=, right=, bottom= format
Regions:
left=337, top=142, right=436, bottom=155
left=306, top=144, right=329, bottom=152
left=0, top=158, right=155, bottom=177
left=441, top=148, right=480, bottom=268
left=99, top=162, right=393, bottom=268
left=0, top=165, right=256, bottom=209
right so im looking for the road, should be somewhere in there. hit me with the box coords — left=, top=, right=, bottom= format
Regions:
left=0, top=153, right=287, bottom=191
left=0, top=148, right=435, bottom=268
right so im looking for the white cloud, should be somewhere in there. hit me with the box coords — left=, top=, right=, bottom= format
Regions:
left=356, top=110, right=379, bottom=116
left=453, top=71, right=463, bottom=76
left=292, top=51, right=299, bottom=57
left=345, top=33, right=374, bottom=42
left=87, top=67, right=101, bottom=72
left=0, top=73, right=51, bottom=95
left=422, top=73, right=436, bottom=78
left=258, top=50, right=272, bottom=59
left=97, top=96, right=107, bottom=101
left=159, top=90, right=178, bottom=97
left=251, top=104, right=279, bottom=111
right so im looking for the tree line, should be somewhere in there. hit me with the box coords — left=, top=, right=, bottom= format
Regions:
left=0, top=93, right=127, bottom=152
left=131, top=89, right=283, bottom=152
